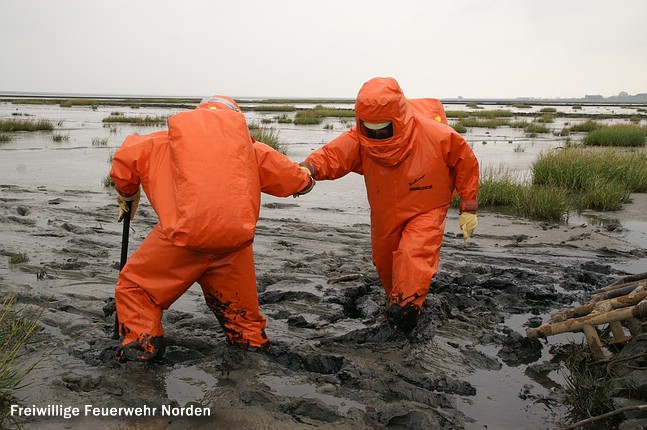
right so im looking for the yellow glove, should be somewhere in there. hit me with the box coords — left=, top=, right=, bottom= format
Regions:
left=116, top=189, right=141, bottom=222
left=458, top=212, right=478, bottom=242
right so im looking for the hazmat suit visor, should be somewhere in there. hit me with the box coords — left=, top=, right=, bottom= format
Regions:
left=359, top=121, right=394, bottom=140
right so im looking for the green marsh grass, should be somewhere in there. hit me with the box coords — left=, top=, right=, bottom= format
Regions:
left=517, top=185, right=569, bottom=221
left=247, top=120, right=261, bottom=130
left=0, top=133, right=12, bottom=143
left=103, top=174, right=114, bottom=188
left=451, top=122, right=467, bottom=133
left=568, top=120, right=600, bottom=133
left=0, top=292, right=45, bottom=427
left=445, top=110, right=471, bottom=119
left=456, top=118, right=510, bottom=129
left=293, top=106, right=355, bottom=125
left=4, top=98, right=59, bottom=106
left=513, top=144, right=525, bottom=152
left=311, top=106, right=355, bottom=118
left=509, top=121, right=551, bottom=135
left=52, top=133, right=69, bottom=142
left=447, top=110, right=514, bottom=120
left=561, top=342, right=619, bottom=428
left=275, top=114, right=292, bottom=124
left=524, top=122, right=551, bottom=134
left=102, top=115, right=167, bottom=126
left=583, top=124, right=646, bottom=147
left=0, top=118, right=53, bottom=132
left=8, top=253, right=28, bottom=264
left=478, top=166, right=527, bottom=208
left=534, top=114, right=555, bottom=123
left=478, top=166, right=569, bottom=221
left=60, top=99, right=98, bottom=108
left=532, top=148, right=647, bottom=213
left=576, top=177, right=631, bottom=211
left=250, top=127, right=286, bottom=154
left=534, top=149, right=647, bottom=193
left=247, top=105, right=296, bottom=112
left=103, top=151, right=115, bottom=187
left=478, top=147, right=647, bottom=221
left=91, top=137, right=108, bottom=146
left=53, top=97, right=198, bottom=109
left=472, top=109, right=514, bottom=118
left=294, top=110, right=323, bottom=125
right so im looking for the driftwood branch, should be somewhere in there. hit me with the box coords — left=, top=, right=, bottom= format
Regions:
left=327, top=273, right=364, bottom=284
left=561, top=403, right=647, bottom=429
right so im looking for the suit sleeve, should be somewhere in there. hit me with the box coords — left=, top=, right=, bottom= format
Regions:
left=446, top=130, right=479, bottom=211
left=303, top=130, right=363, bottom=180
left=253, top=141, right=311, bottom=197
left=110, top=134, right=150, bottom=197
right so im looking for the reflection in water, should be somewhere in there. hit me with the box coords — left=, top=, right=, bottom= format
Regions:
left=569, top=212, right=647, bottom=275
left=459, top=314, right=576, bottom=430
left=165, top=365, right=219, bottom=405
left=262, top=375, right=366, bottom=414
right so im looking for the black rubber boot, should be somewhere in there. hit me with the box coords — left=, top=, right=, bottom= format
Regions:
left=385, top=302, right=421, bottom=333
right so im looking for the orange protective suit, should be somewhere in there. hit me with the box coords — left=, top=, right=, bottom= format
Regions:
left=302, top=77, right=479, bottom=331
left=110, top=96, right=312, bottom=361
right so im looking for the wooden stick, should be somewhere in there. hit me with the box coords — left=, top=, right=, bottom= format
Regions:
left=327, top=273, right=364, bottom=284
left=561, top=403, right=647, bottom=429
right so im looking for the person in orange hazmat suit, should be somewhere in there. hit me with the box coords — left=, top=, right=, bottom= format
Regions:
left=110, top=95, right=315, bottom=362
left=299, top=77, right=479, bottom=333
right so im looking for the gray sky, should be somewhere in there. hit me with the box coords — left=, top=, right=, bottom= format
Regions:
left=1, top=0, right=646, bottom=99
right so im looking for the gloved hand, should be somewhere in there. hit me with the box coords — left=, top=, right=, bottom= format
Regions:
left=293, top=165, right=316, bottom=197
left=458, top=212, right=478, bottom=242
left=116, top=189, right=141, bottom=222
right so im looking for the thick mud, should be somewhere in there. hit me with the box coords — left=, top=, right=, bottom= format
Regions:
left=1, top=183, right=646, bottom=429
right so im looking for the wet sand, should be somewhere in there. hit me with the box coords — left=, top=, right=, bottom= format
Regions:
left=1, top=182, right=646, bottom=429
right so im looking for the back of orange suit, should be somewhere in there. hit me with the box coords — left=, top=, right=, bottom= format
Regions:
left=302, top=78, right=479, bottom=332
left=110, top=96, right=312, bottom=361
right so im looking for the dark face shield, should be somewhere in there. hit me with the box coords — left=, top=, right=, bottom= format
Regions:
left=360, top=121, right=394, bottom=140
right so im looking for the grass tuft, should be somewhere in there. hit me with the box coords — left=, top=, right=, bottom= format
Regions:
left=479, top=147, right=647, bottom=221
left=560, top=342, right=620, bottom=429
left=0, top=292, right=45, bottom=427
left=533, top=148, right=647, bottom=194
left=91, top=137, right=108, bottom=146
left=583, top=124, right=646, bottom=147
left=0, top=119, right=53, bottom=132
left=102, top=115, right=167, bottom=126
left=293, top=106, right=355, bottom=125
left=52, top=133, right=69, bottom=142
left=250, top=127, right=286, bottom=154
left=8, top=253, right=28, bottom=265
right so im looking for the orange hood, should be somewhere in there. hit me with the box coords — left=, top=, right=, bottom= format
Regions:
left=197, top=95, right=243, bottom=113
left=355, top=77, right=415, bottom=167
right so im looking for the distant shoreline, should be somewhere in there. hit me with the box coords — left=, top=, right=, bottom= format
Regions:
left=1, top=91, right=646, bottom=106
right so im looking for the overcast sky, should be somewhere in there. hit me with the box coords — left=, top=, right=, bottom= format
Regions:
left=1, top=0, right=646, bottom=99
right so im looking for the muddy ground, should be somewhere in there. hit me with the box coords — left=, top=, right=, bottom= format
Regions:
left=1, top=184, right=646, bottom=430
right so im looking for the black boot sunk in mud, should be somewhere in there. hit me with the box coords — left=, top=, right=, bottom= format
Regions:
left=385, top=302, right=421, bottom=333
left=115, top=335, right=166, bottom=363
